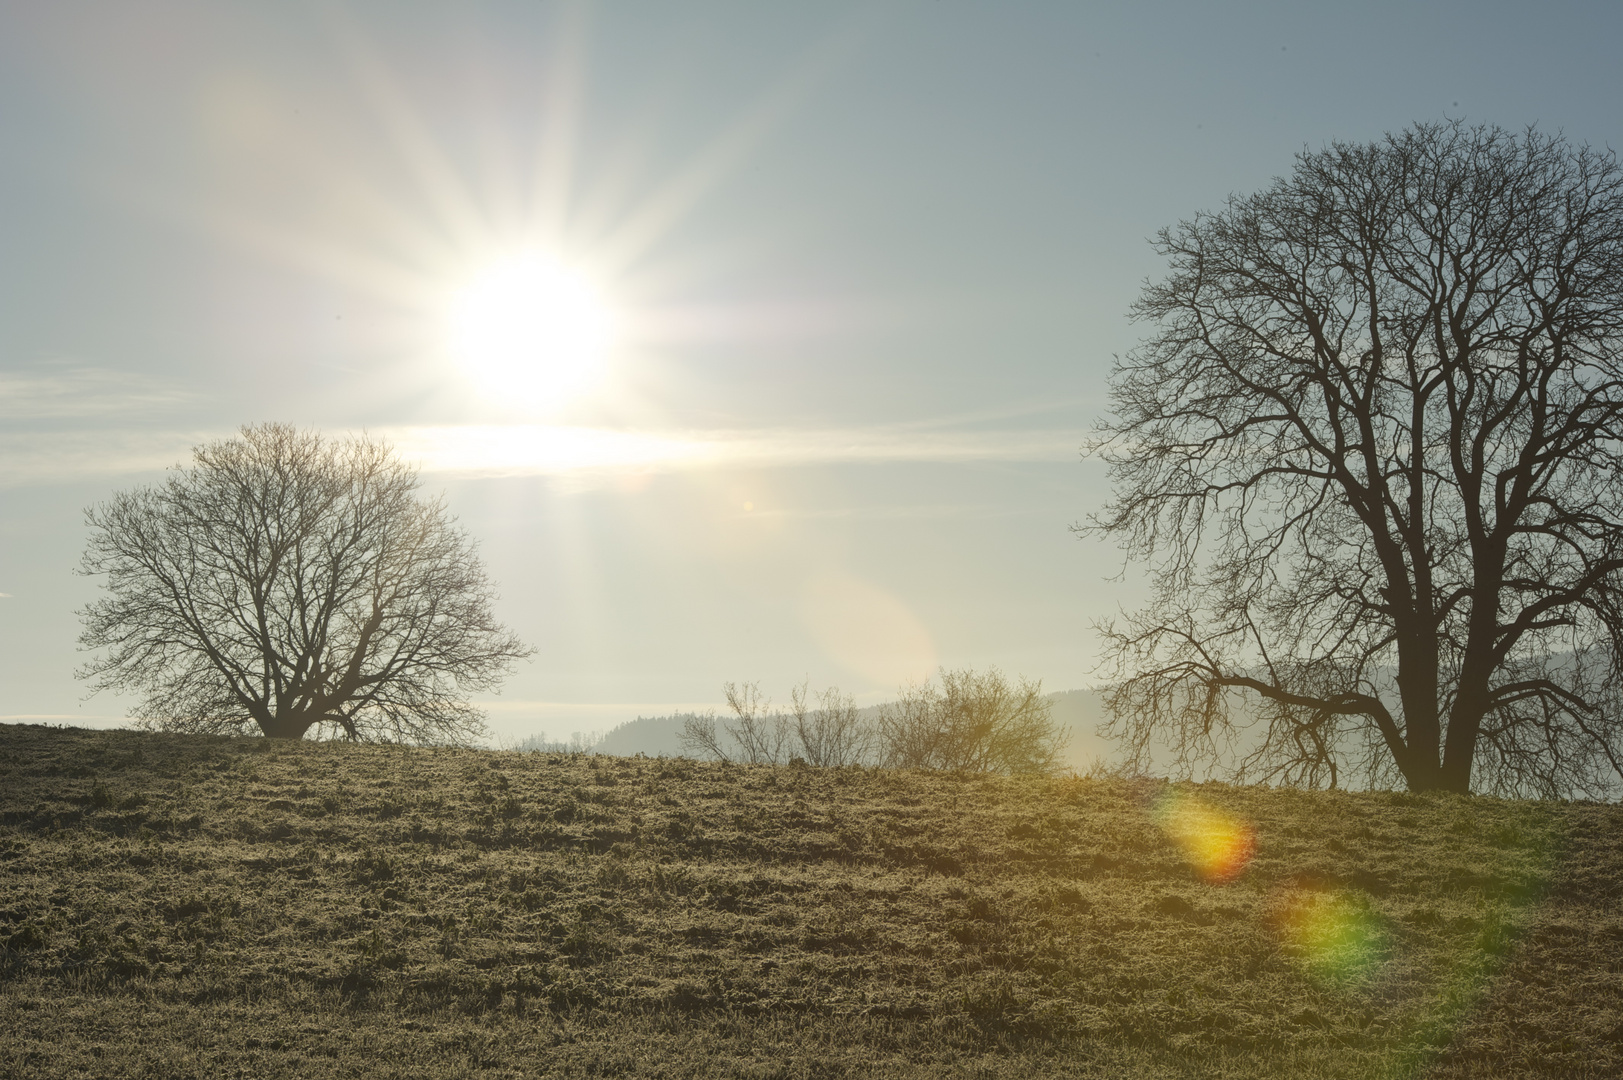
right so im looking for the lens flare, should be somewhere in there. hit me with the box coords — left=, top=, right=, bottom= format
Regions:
left=1152, top=790, right=1257, bottom=884
left=1273, top=882, right=1388, bottom=983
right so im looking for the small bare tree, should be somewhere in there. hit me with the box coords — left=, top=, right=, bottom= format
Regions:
left=724, top=681, right=791, bottom=764
left=677, top=712, right=728, bottom=761
left=678, top=682, right=792, bottom=763
left=77, top=424, right=532, bottom=743
left=877, top=667, right=1067, bottom=774
left=790, top=682, right=873, bottom=767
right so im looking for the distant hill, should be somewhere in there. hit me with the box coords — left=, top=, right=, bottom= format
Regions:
left=543, top=689, right=1120, bottom=772
left=597, top=713, right=696, bottom=757
left=1045, top=688, right=1115, bottom=772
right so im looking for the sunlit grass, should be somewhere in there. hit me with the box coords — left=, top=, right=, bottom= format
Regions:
left=0, top=723, right=1618, bottom=1078
left=1151, top=787, right=1256, bottom=884
left=1272, top=882, right=1388, bottom=985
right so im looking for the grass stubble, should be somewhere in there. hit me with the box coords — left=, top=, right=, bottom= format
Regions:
left=0, top=723, right=1618, bottom=1078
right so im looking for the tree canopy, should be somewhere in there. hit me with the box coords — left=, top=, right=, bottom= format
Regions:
left=1090, top=121, right=1623, bottom=797
left=78, top=424, right=532, bottom=742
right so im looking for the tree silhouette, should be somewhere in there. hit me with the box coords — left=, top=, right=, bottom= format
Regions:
left=1090, top=121, right=1623, bottom=796
left=78, top=424, right=531, bottom=742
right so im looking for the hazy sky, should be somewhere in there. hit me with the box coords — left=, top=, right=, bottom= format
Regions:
left=5, top=1, right=1623, bottom=743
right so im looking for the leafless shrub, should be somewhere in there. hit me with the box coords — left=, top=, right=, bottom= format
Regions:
left=723, top=682, right=791, bottom=765
left=790, top=683, right=874, bottom=767
left=679, top=683, right=792, bottom=764
left=512, top=731, right=603, bottom=754
left=679, top=712, right=729, bottom=762
left=877, top=667, right=1068, bottom=774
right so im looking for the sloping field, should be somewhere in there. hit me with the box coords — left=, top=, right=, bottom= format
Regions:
left=1, top=723, right=1619, bottom=1078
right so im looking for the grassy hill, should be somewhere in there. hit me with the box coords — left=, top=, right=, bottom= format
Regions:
left=1, top=722, right=1619, bottom=1078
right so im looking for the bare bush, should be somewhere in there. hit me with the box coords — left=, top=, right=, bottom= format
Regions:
left=724, top=682, right=791, bottom=764
left=790, top=683, right=873, bottom=767
left=877, top=667, right=1068, bottom=774
left=681, top=672, right=1062, bottom=773
left=512, top=731, right=603, bottom=754
left=679, top=682, right=792, bottom=764
left=678, top=712, right=729, bottom=762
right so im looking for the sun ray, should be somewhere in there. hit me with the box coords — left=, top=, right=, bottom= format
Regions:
left=97, top=5, right=903, bottom=429
left=528, top=1, right=592, bottom=241
left=592, top=10, right=881, bottom=276
left=324, top=6, right=492, bottom=247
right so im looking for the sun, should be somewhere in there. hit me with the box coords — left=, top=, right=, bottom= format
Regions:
left=447, top=253, right=615, bottom=408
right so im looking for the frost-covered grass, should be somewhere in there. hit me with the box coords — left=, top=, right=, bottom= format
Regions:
left=1, top=723, right=1618, bottom=1078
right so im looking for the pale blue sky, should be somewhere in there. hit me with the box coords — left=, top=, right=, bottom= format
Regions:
left=4, top=1, right=1622, bottom=742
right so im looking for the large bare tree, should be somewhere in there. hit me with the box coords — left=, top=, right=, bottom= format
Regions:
left=1090, top=121, right=1623, bottom=797
left=78, top=424, right=532, bottom=742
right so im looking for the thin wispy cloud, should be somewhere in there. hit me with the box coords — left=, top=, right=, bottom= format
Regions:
left=2, top=423, right=1083, bottom=488
left=381, top=424, right=1082, bottom=477
left=478, top=700, right=721, bottom=718
left=743, top=502, right=1052, bottom=522
left=0, top=365, right=197, bottom=421
left=0, top=429, right=215, bottom=487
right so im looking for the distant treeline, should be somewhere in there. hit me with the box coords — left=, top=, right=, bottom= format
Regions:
left=511, top=673, right=1116, bottom=775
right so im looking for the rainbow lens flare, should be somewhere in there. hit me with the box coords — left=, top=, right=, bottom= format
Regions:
left=1151, top=790, right=1257, bottom=884
left=1273, top=882, right=1388, bottom=984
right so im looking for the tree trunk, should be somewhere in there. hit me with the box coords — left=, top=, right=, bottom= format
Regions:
left=258, top=714, right=315, bottom=740
left=1393, top=615, right=1446, bottom=792
left=1439, top=689, right=1488, bottom=793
